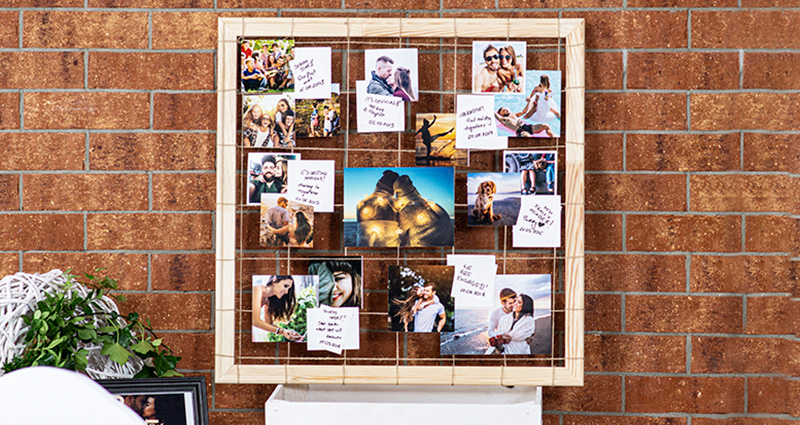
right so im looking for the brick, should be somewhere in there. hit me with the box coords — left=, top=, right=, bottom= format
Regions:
left=0, top=214, right=83, bottom=250
left=744, top=215, right=794, bottom=253
left=586, top=294, right=621, bottom=332
left=0, top=93, right=20, bottom=129
left=628, top=52, right=738, bottom=90
left=208, top=412, right=263, bottom=425
left=748, top=377, right=800, bottom=416
left=0, top=133, right=85, bottom=171
left=152, top=12, right=279, bottom=50
left=0, top=253, right=19, bottom=277
left=692, top=336, right=799, bottom=374
left=626, top=376, right=744, bottom=413
left=587, top=174, right=686, bottom=212
left=151, top=254, right=214, bottom=291
left=22, top=253, right=147, bottom=291
left=744, top=53, right=800, bottom=90
left=0, top=12, right=18, bottom=49
left=690, top=175, right=795, bottom=213
left=5, top=0, right=81, bottom=5
left=345, top=0, right=437, bottom=8
left=694, top=420, right=798, bottom=425
left=625, top=295, right=742, bottom=333
left=742, top=0, right=800, bottom=5
left=0, top=175, right=18, bottom=211
left=565, top=417, right=686, bottom=425
left=87, top=213, right=212, bottom=250
left=23, top=174, right=148, bottom=211
left=585, top=334, right=685, bottom=373
left=692, top=11, right=800, bottom=49
left=587, top=52, right=623, bottom=90
left=89, top=53, right=215, bottom=91
left=626, top=215, right=741, bottom=252
left=160, top=332, right=213, bottom=370
left=24, top=93, right=149, bottom=130
left=587, top=93, right=686, bottom=131
left=691, top=93, right=800, bottom=131
left=153, top=93, right=215, bottom=131
left=119, top=293, right=210, bottom=330
left=746, top=296, right=798, bottom=336
left=543, top=375, right=622, bottom=411
left=563, top=11, right=687, bottom=49
left=215, top=383, right=278, bottom=409
left=743, top=133, right=799, bottom=173
left=499, top=0, right=621, bottom=7
left=690, top=255, right=795, bottom=293
left=586, top=213, right=621, bottom=251
left=152, top=173, right=215, bottom=211
left=585, top=134, right=623, bottom=171
left=444, top=0, right=492, bottom=7
left=587, top=254, right=685, bottom=292
left=23, top=11, right=147, bottom=49
left=629, top=0, right=735, bottom=4
left=90, top=0, right=212, bottom=7
left=0, top=52, right=83, bottom=89
left=627, top=133, right=740, bottom=172
left=90, top=133, right=215, bottom=171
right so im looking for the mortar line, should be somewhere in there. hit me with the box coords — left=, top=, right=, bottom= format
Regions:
left=685, top=254, right=691, bottom=293
left=149, top=92, right=154, bottom=130
left=148, top=172, right=153, bottom=211
left=741, top=215, right=746, bottom=252
left=83, top=212, right=88, bottom=250
left=622, top=49, right=627, bottom=91
left=148, top=11, right=153, bottom=50
left=685, top=173, right=691, bottom=211
left=17, top=173, right=23, bottom=211
left=620, top=293, right=626, bottom=332
left=686, top=92, right=691, bottom=131
left=739, top=132, right=745, bottom=170
left=742, top=294, right=748, bottom=334
left=620, top=212, right=626, bottom=251
left=687, top=9, right=692, bottom=48
left=84, top=51, right=89, bottom=90
left=621, top=133, right=627, bottom=171
left=84, top=131, right=90, bottom=171
left=738, top=49, right=744, bottom=90
left=686, top=334, right=692, bottom=374
left=18, top=89, right=24, bottom=129
left=17, top=11, right=22, bottom=49
left=147, top=253, right=152, bottom=291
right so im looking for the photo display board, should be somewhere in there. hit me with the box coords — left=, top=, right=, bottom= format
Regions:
left=216, top=17, right=585, bottom=386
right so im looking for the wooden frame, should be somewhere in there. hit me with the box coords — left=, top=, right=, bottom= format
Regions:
left=216, top=17, right=585, bottom=386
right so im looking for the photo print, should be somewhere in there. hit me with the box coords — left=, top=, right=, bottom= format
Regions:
left=259, top=196, right=314, bottom=248
left=467, top=172, right=521, bottom=226
left=494, top=70, right=562, bottom=138
left=503, top=150, right=557, bottom=195
left=343, top=167, right=455, bottom=248
left=308, top=257, right=363, bottom=308
left=441, top=274, right=552, bottom=355
left=415, top=113, right=466, bottom=166
left=295, top=89, right=341, bottom=138
left=242, top=94, right=296, bottom=148
left=252, top=274, right=319, bottom=342
left=240, top=38, right=295, bottom=93
left=98, top=377, right=208, bottom=425
left=246, top=152, right=300, bottom=206
left=472, top=41, right=526, bottom=94
left=364, top=48, right=419, bottom=102
left=388, top=265, right=454, bottom=333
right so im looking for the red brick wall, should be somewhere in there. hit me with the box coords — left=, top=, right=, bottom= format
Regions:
left=1, top=3, right=797, bottom=425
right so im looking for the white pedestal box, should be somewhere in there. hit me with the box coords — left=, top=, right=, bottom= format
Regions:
left=266, top=384, right=542, bottom=425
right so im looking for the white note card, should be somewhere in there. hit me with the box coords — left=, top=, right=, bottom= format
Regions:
left=286, top=160, right=335, bottom=213
left=306, top=306, right=359, bottom=355
left=513, top=195, right=562, bottom=248
left=447, top=254, right=497, bottom=308
left=290, top=47, right=332, bottom=99
left=455, top=94, right=508, bottom=150
left=356, top=80, right=405, bottom=133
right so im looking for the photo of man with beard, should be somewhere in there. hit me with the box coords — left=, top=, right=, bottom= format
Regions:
left=246, top=152, right=299, bottom=205
left=388, top=265, right=454, bottom=333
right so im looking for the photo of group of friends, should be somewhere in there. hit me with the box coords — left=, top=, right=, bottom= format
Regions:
left=242, top=95, right=297, bottom=148
left=251, top=258, right=363, bottom=343
left=240, top=38, right=295, bottom=93
left=364, top=48, right=419, bottom=102
left=467, top=150, right=558, bottom=227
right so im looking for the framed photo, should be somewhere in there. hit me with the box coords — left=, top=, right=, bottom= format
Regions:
left=96, top=377, right=209, bottom=425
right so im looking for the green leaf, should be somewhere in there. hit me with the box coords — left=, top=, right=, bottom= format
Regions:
left=77, top=328, right=96, bottom=341
left=130, top=339, right=154, bottom=355
left=74, top=349, right=89, bottom=371
left=160, top=369, right=183, bottom=377
left=33, top=310, right=41, bottom=320
left=45, top=337, right=66, bottom=349
left=96, top=326, right=116, bottom=333
left=151, top=338, right=163, bottom=347
left=101, top=343, right=130, bottom=365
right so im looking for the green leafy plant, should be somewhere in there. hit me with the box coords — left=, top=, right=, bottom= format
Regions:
left=2, top=271, right=181, bottom=378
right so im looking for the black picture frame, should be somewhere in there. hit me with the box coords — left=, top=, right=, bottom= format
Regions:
left=95, top=377, right=209, bottom=425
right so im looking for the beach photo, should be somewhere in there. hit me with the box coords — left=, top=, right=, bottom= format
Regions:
left=246, top=152, right=300, bottom=206
left=494, top=70, right=562, bottom=138
left=308, top=257, right=363, bottom=308
left=259, top=197, right=313, bottom=248
left=472, top=41, right=526, bottom=94
left=295, top=92, right=341, bottom=138
left=414, top=113, right=466, bottom=166
left=251, top=275, right=318, bottom=343
left=467, top=172, right=521, bottom=226
left=240, top=38, right=295, bottom=94
left=242, top=95, right=297, bottom=148
left=343, top=167, right=455, bottom=248
left=441, top=274, right=551, bottom=356
left=504, top=150, right=557, bottom=195
left=388, top=265, right=455, bottom=333
left=364, top=48, right=419, bottom=102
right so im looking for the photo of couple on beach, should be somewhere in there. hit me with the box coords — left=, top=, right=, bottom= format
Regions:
left=343, top=167, right=455, bottom=248
left=259, top=196, right=314, bottom=248
left=441, top=274, right=551, bottom=356
left=364, top=48, right=419, bottom=102
left=494, top=70, right=562, bottom=138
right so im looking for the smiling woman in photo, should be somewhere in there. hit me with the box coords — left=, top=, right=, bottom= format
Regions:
left=252, top=275, right=303, bottom=341
left=309, top=259, right=362, bottom=308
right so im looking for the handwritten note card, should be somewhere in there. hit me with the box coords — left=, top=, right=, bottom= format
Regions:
left=455, top=95, right=508, bottom=150
left=307, top=306, right=359, bottom=354
left=447, top=254, right=497, bottom=308
left=286, top=160, right=335, bottom=213
left=513, top=195, right=562, bottom=248
left=290, top=47, right=332, bottom=99
left=356, top=80, right=405, bottom=133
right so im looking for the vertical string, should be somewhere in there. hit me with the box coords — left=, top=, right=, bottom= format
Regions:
left=345, top=19, right=351, bottom=168
left=397, top=20, right=403, bottom=167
